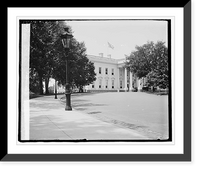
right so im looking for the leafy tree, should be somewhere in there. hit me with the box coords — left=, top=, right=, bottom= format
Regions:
left=149, top=41, right=168, bottom=89
left=29, top=68, right=40, bottom=94
left=69, top=41, right=96, bottom=92
left=30, top=21, right=63, bottom=94
left=125, top=41, right=168, bottom=89
left=29, top=20, right=96, bottom=94
left=54, top=39, right=96, bottom=92
left=125, top=41, right=154, bottom=78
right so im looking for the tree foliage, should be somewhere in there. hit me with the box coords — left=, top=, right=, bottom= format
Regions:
left=29, top=20, right=96, bottom=94
left=125, top=41, right=168, bottom=89
left=53, top=39, right=96, bottom=91
left=69, top=41, right=96, bottom=91
left=29, top=21, right=62, bottom=94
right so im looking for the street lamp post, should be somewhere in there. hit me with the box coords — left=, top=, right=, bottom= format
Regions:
left=60, top=27, right=73, bottom=111
left=55, top=79, right=57, bottom=99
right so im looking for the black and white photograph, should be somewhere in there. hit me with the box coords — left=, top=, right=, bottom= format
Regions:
left=19, top=19, right=171, bottom=142
left=4, top=3, right=192, bottom=163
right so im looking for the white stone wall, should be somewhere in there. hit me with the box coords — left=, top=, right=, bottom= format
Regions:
left=89, top=61, right=119, bottom=90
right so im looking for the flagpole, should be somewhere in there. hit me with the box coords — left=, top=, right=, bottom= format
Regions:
left=107, top=42, right=114, bottom=57
left=107, top=44, right=110, bottom=56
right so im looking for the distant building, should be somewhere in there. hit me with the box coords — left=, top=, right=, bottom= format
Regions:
left=85, top=54, right=146, bottom=92
left=44, top=53, right=147, bottom=94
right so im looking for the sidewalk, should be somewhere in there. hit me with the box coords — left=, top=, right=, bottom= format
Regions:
left=30, top=95, right=149, bottom=140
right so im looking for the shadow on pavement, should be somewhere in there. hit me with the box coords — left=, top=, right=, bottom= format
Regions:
left=60, top=94, right=107, bottom=112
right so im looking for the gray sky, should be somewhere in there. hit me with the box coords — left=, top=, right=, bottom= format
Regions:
left=67, top=20, right=167, bottom=59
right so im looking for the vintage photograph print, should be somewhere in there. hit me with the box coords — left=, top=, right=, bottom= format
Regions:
left=19, top=19, right=172, bottom=142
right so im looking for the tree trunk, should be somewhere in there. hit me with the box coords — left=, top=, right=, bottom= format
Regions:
left=79, top=86, right=83, bottom=93
left=38, top=75, right=43, bottom=95
left=45, top=77, right=49, bottom=94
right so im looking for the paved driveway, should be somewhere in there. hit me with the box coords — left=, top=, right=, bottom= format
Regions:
left=30, top=94, right=149, bottom=140
left=68, top=92, right=169, bottom=139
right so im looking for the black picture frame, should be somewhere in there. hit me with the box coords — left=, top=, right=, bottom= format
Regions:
left=3, top=1, right=191, bottom=162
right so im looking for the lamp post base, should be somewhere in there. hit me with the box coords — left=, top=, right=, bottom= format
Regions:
left=65, top=106, right=72, bottom=111
left=65, top=93, right=72, bottom=111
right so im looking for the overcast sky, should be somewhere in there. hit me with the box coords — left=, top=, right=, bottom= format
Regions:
left=67, top=20, right=168, bottom=59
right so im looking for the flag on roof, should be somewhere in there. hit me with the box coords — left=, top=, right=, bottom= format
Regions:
left=108, top=42, right=114, bottom=49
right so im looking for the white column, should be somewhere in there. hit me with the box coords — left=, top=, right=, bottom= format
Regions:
left=129, top=71, right=133, bottom=91
left=118, top=68, right=120, bottom=91
left=21, top=24, right=30, bottom=140
left=124, top=68, right=127, bottom=91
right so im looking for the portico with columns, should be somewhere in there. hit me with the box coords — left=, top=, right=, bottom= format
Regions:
left=117, top=66, right=138, bottom=92
left=117, top=58, right=142, bottom=92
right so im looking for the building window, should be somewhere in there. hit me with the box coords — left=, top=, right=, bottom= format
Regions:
left=92, top=82, right=94, bottom=88
left=112, top=80, right=114, bottom=89
left=99, top=79, right=102, bottom=88
left=105, top=80, right=108, bottom=89
left=105, top=68, right=108, bottom=75
left=99, top=67, right=101, bottom=74
left=112, top=68, right=114, bottom=75
left=120, top=80, right=122, bottom=89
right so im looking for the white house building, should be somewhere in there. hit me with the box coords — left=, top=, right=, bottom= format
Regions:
left=44, top=53, right=147, bottom=94
left=85, top=54, right=146, bottom=92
